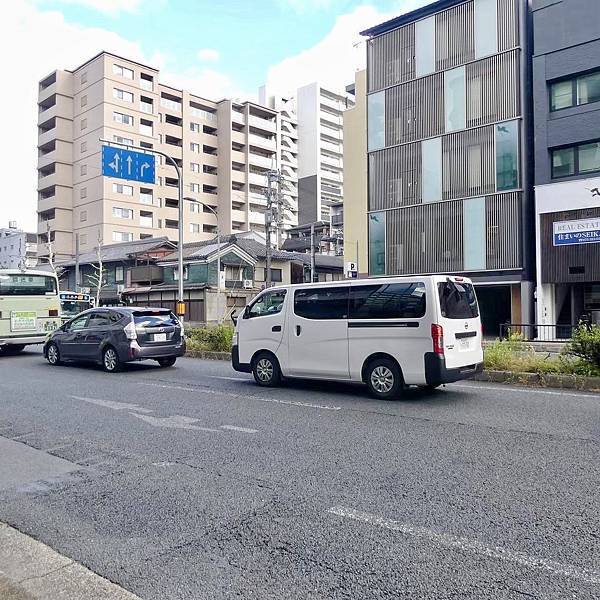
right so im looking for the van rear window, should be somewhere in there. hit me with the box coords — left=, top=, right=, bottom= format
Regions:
left=349, top=282, right=426, bottom=319
left=438, top=281, right=479, bottom=319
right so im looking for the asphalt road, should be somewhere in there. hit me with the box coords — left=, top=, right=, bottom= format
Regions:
left=0, top=347, right=599, bottom=599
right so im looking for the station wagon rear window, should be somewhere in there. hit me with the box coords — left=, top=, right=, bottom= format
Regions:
left=133, top=311, right=179, bottom=327
left=438, top=281, right=479, bottom=319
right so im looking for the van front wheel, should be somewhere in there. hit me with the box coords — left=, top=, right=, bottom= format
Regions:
left=366, top=358, right=404, bottom=400
left=252, top=352, right=281, bottom=387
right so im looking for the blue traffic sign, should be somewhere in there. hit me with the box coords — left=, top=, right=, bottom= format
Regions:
left=102, top=145, right=155, bottom=184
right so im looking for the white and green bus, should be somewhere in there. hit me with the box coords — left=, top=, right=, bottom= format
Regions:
left=0, top=270, right=62, bottom=354
left=59, top=291, right=94, bottom=323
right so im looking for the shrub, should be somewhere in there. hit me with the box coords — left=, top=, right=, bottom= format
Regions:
left=185, top=325, right=234, bottom=353
left=563, top=323, right=600, bottom=369
left=484, top=334, right=562, bottom=374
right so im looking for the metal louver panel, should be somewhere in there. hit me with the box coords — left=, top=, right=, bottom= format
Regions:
left=442, top=125, right=495, bottom=201
left=485, top=191, right=521, bottom=269
left=369, top=144, right=421, bottom=211
left=435, top=1, right=475, bottom=71
left=385, top=73, right=444, bottom=145
left=497, top=0, right=519, bottom=52
left=466, top=50, right=520, bottom=128
left=367, top=24, right=416, bottom=93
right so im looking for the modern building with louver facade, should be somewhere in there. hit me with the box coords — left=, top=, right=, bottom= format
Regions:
left=361, top=0, right=534, bottom=335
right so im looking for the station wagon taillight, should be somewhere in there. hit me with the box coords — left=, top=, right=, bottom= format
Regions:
left=49, top=309, right=59, bottom=317
left=124, top=320, right=137, bottom=340
left=431, top=324, right=444, bottom=355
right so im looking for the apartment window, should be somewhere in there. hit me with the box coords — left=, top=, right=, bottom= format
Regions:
left=367, top=91, right=385, bottom=152
left=113, top=64, right=134, bottom=79
left=463, top=197, right=486, bottom=270
left=552, top=141, right=600, bottom=178
left=190, top=162, right=201, bottom=173
left=190, top=142, right=201, bottom=152
left=81, top=95, right=87, bottom=108
left=81, top=141, right=87, bottom=153
left=140, top=118, right=153, bottom=136
left=140, top=188, right=153, bottom=205
left=113, top=183, right=133, bottom=195
left=113, top=207, right=133, bottom=219
left=421, top=137, right=442, bottom=203
left=140, top=96, right=153, bottom=114
left=189, top=183, right=201, bottom=193
left=444, top=67, right=466, bottom=132
left=190, top=201, right=201, bottom=213
left=550, top=70, right=600, bottom=111
left=190, top=122, right=201, bottom=133
left=80, top=233, right=87, bottom=246
left=80, top=210, right=87, bottom=222
left=115, top=266, right=124, bottom=282
left=496, top=121, right=520, bottom=191
left=474, top=0, right=498, bottom=59
left=140, top=233, right=152, bottom=239
left=415, top=16, right=435, bottom=77
left=113, top=135, right=134, bottom=146
left=81, top=118, right=87, bottom=131
left=80, top=164, right=87, bottom=176
left=140, top=210, right=153, bottom=228
left=189, top=223, right=201, bottom=233
left=113, top=88, right=134, bottom=103
left=139, top=141, right=153, bottom=149
left=113, top=231, right=134, bottom=242
left=80, top=187, right=87, bottom=199
left=368, top=212, right=386, bottom=276
left=140, top=73, right=154, bottom=91
left=173, top=266, right=189, bottom=281
left=165, top=219, right=179, bottom=229
left=80, top=71, right=87, bottom=84
left=113, top=112, right=133, bottom=126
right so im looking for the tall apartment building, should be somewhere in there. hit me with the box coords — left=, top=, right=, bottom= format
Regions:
left=37, top=51, right=285, bottom=261
left=296, top=82, right=355, bottom=226
left=0, top=222, right=38, bottom=269
left=361, top=0, right=534, bottom=335
left=532, top=0, right=600, bottom=331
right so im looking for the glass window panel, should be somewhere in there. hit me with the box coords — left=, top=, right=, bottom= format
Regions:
left=550, top=80, right=573, bottom=111
left=349, top=283, right=426, bottom=319
left=367, top=91, right=385, bottom=152
left=577, top=72, right=600, bottom=106
left=578, top=142, right=600, bottom=173
left=422, top=137, right=442, bottom=202
left=496, top=120, right=520, bottom=191
left=444, top=67, right=466, bottom=132
left=368, top=212, right=386, bottom=276
left=463, top=197, right=486, bottom=271
left=415, top=16, right=435, bottom=77
left=551, top=147, right=575, bottom=178
left=294, top=287, right=349, bottom=320
left=474, top=0, right=498, bottom=58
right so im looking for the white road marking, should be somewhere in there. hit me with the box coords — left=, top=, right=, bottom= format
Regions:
left=328, top=506, right=600, bottom=586
left=208, top=375, right=249, bottom=382
left=219, top=425, right=258, bottom=434
left=452, top=383, right=600, bottom=399
left=130, top=413, right=220, bottom=432
left=70, top=395, right=153, bottom=413
left=141, top=382, right=342, bottom=411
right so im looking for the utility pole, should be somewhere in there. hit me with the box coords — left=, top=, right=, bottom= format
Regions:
left=75, top=233, right=80, bottom=292
left=265, top=169, right=282, bottom=287
left=310, top=222, right=315, bottom=283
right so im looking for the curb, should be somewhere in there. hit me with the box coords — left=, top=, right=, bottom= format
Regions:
left=186, top=350, right=231, bottom=361
left=473, top=370, right=600, bottom=392
left=0, top=522, right=139, bottom=600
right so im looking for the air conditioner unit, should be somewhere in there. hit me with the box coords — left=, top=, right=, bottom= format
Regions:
left=243, top=279, right=253, bottom=289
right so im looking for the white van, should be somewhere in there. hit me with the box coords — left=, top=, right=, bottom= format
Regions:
left=232, top=275, right=483, bottom=399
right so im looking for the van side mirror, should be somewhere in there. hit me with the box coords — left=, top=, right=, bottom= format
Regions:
left=231, top=310, right=238, bottom=326
left=243, top=305, right=251, bottom=319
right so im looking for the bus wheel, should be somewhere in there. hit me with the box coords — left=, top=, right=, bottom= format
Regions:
left=366, top=358, right=404, bottom=400
left=46, top=343, right=61, bottom=365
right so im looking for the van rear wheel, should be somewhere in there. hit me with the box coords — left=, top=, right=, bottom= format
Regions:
left=252, top=352, right=281, bottom=387
left=366, top=358, right=404, bottom=400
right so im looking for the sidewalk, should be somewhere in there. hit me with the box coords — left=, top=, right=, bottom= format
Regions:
left=0, top=522, right=139, bottom=600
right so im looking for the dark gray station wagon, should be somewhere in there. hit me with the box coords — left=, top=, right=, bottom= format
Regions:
left=44, top=307, right=185, bottom=372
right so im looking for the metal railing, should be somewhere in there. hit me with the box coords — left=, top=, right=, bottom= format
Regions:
left=499, top=323, right=577, bottom=342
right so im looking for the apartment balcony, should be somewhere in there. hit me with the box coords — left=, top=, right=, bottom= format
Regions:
left=37, top=94, right=72, bottom=126
left=249, top=210, right=265, bottom=225
left=130, top=265, right=164, bottom=284
left=39, top=71, right=72, bottom=104
left=232, top=111, right=245, bottom=125
left=321, top=153, right=342, bottom=169
left=38, top=140, right=72, bottom=170
left=231, top=209, right=247, bottom=223
left=231, top=129, right=246, bottom=145
left=248, top=153, right=274, bottom=169
left=37, top=207, right=71, bottom=234
left=248, top=171, right=267, bottom=187
left=162, top=120, right=183, bottom=138
left=248, top=115, right=276, bottom=132
left=320, top=93, right=347, bottom=113
left=281, top=123, right=298, bottom=140
left=249, top=134, right=276, bottom=152
left=321, top=140, right=342, bottom=155
left=37, top=163, right=72, bottom=190
left=249, top=195, right=267, bottom=209
left=231, top=190, right=246, bottom=204
left=231, top=149, right=246, bottom=164
left=321, top=170, right=342, bottom=184
left=231, top=169, right=246, bottom=185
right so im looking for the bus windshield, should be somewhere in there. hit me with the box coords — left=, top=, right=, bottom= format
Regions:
left=0, top=274, right=57, bottom=296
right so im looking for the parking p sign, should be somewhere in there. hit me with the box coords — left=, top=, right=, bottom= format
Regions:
left=346, top=261, right=358, bottom=279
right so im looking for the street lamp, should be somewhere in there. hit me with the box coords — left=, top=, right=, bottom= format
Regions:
left=183, top=197, right=222, bottom=324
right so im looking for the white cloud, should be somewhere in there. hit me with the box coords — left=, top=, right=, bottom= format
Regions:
left=276, top=0, right=341, bottom=14
left=39, top=0, right=144, bottom=16
left=197, top=48, right=220, bottom=62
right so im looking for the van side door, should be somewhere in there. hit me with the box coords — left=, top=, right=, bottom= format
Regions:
left=287, top=286, right=350, bottom=380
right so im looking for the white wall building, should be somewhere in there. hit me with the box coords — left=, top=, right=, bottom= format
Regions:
left=0, top=223, right=38, bottom=269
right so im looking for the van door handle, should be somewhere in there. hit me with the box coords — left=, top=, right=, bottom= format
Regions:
left=295, top=325, right=301, bottom=336
left=272, top=325, right=282, bottom=332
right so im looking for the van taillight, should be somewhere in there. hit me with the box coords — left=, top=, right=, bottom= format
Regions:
left=431, top=324, right=444, bottom=355
left=49, top=309, right=59, bottom=317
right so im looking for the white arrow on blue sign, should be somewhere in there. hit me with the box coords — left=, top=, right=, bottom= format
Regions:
left=101, top=145, right=155, bottom=184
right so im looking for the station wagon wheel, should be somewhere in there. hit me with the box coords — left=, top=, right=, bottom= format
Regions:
left=157, top=357, right=177, bottom=368
left=366, top=358, right=403, bottom=400
left=252, top=352, right=281, bottom=387
left=102, top=346, right=122, bottom=373
left=46, top=343, right=61, bottom=366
